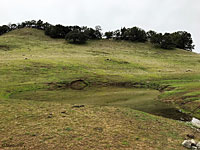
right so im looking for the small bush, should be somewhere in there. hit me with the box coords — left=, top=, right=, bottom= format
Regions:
left=65, top=30, right=88, bottom=44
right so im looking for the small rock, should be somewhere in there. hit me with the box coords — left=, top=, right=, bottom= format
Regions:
left=182, top=139, right=196, bottom=149
left=187, top=134, right=195, bottom=139
left=192, top=146, right=198, bottom=150
left=186, top=69, right=192, bottom=72
left=61, top=110, right=66, bottom=114
left=47, top=113, right=53, bottom=118
left=196, top=142, right=200, bottom=149
left=180, top=117, right=185, bottom=121
left=72, top=105, right=85, bottom=108
left=93, top=127, right=103, bottom=132
left=191, top=118, right=200, bottom=128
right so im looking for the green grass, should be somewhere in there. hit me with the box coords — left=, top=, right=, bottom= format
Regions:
left=1, top=28, right=200, bottom=149
left=183, top=91, right=200, bottom=97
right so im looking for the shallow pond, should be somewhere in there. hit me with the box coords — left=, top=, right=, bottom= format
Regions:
left=11, top=87, right=192, bottom=121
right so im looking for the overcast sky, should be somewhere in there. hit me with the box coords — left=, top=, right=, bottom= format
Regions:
left=1, top=0, right=200, bottom=53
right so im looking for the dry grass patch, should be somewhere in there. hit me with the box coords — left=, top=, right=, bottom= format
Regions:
left=0, top=99, right=200, bottom=150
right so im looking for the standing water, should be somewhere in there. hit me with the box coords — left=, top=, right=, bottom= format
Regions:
left=11, top=86, right=194, bottom=122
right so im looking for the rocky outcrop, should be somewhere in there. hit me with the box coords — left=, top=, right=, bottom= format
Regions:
left=182, top=139, right=200, bottom=149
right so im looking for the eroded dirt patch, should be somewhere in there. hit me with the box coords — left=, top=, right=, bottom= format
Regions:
left=70, top=79, right=89, bottom=90
left=0, top=45, right=10, bottom=51
left=47, top=79, right=89, bottom=90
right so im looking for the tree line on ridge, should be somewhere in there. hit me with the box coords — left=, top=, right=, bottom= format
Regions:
left=0, top=20, right=194, bottom=51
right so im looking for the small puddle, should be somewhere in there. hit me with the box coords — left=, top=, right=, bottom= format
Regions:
left=137, top=106, right=192, bottom=121
left=11, top=86, right=194, bottom=122
left=121, top=97, right=193, bottom=121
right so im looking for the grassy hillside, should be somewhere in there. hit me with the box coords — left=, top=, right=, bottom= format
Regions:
left=1, top=28, right=200, bottom=149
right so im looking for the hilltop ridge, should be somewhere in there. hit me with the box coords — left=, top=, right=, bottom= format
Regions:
left=0, top=20, right=195, bottom=51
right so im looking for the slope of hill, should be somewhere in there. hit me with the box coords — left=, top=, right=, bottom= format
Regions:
left=0, top=28, right=200, bottom=149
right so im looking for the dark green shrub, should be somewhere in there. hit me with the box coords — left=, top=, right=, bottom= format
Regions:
left=171, top=31, right=194, bottom=51
left=104, top=31, right=113, bottom=39
left=65, top=30, right=88, bottom=44
left=160, top=33, right=176, bottom=49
